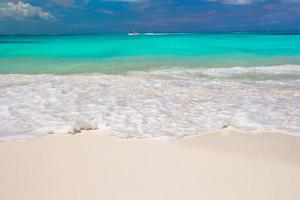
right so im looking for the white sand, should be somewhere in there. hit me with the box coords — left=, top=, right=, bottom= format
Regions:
left=0, top=129, right=300, bottom=200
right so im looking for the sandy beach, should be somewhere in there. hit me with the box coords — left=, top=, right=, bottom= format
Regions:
left=0, top=129, right=300, bottom=200
left=1, top=2, right=300, bottom=199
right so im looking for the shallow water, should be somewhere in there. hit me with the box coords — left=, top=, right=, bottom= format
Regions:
left=0, top=65, right=299, bottom=141
left=1, top=33, right=300, bottom=74
left=0, top=33, right=300, bottom=140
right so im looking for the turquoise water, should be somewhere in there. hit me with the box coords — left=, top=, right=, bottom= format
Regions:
left=1, top=33, right=300, bottom=74
left=1, top=33, right=300, bottom=141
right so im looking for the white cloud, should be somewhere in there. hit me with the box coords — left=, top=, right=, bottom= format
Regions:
left=207, top=0, right=263, bottom=5
left=0, top=1, right=55, bottom=20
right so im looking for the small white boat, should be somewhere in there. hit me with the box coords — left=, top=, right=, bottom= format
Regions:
left=128, top=31, right=140, bottom=36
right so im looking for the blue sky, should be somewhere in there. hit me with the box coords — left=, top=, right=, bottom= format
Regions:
left=0, top=0, right=300, bottom=34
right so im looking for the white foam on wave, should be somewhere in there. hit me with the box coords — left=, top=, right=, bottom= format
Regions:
left=132, top=65, right=300, bottom=80
left=0, top=65, right=300, bottom=141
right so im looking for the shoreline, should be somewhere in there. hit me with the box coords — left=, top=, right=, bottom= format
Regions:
left=1, top=126, right=300, bottom=142
left=1, top=129, right=300, bottom=200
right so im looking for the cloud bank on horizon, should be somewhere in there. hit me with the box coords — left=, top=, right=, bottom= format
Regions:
left=0, top=0, right=299, bottom=34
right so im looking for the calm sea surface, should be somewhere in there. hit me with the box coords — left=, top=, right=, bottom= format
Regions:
left=0, top=33, right=300, bottom=74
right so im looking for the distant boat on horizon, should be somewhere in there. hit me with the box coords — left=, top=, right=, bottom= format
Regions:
left=128, top=31, right=140, bottom=36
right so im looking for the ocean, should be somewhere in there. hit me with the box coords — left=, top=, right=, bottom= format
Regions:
left=0, top=33, right=300, bottom=140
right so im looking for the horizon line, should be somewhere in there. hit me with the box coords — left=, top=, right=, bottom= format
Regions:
left=1, top=30, right=300, bottom=36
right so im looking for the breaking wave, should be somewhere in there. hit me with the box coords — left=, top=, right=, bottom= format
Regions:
left=0, top=65, right=300, bottom=141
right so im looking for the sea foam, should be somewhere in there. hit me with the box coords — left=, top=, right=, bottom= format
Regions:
left=0, top=65, right=300, bottom=141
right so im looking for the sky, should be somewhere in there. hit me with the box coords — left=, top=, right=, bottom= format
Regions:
left=0, top=0, right=300, bottom=34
